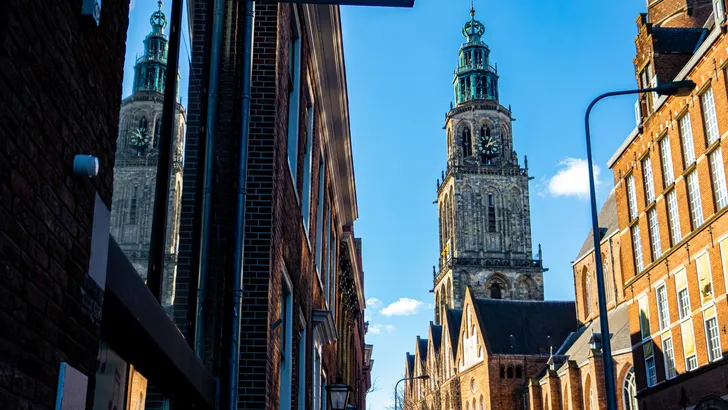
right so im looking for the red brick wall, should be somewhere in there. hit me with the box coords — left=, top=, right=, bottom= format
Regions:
left=0, top=0, right=129, bottom=408
left=648, top=0, right=712, bottom=28
left=613, top=21, right=728, bottom=408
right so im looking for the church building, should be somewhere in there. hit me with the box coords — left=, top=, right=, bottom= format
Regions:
left=404, top=6, right=577, bottom=410
left=109, top=1, right=186, bottom=313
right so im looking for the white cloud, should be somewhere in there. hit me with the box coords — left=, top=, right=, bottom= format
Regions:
left=129, top=0, right=136, bottom=11
left=547, top=157, right=600, bottom=199
left=369, top=324, right=382, bottom=334
left=380, top=298, right=426, bottom=317
left=385, top=325, right=396, bottom=333
left=367, top=297, right=382, bottom=309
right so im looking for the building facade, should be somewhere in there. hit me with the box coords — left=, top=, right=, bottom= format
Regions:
left=404, top=7, right=577, bottom=410
left=608, top=1, right=728, bottom=408
left=110, top=1, right=186, bottom=312
left=434, top=6, right=544, bottom=326
left=169, top=2, right=373, bottom=409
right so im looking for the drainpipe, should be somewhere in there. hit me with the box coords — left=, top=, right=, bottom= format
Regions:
left=192, top=0, right=226, bottom=358
left=608, top=236, right=618, bottom=303
left=227, top=2, right=254, bottom=409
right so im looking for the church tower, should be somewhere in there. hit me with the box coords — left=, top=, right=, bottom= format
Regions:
left=433, top=6, right=544, bottom=324
left=110, top=1, right=186, bottom=313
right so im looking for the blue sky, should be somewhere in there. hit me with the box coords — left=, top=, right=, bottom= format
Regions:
left=340, top=0, right=644, bottom=408
left=122, top=1, right=645, bottom=408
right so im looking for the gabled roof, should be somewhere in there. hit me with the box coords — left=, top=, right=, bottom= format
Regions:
left=652, top=27, right=708, bottom=54
left=406, top=353, right=414, bottom=376
left=473, top=299, right=576, bottom=355
left=446, top=309, right=463, bottom=353
left=418, top=338, right=428, bottom=362
left=431, top=324, right=443, bottom=352
left=556, top=303, right=631, bottom=368
left=575, top=188, right=618, bottom=261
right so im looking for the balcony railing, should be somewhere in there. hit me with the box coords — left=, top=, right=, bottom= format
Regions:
left=136, top=52, right=168, bottom=64
left=455, top=62, right=497, bottom=74
left=437, top=164, right=528, bottom=195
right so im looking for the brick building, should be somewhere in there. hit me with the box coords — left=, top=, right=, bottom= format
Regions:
left=607, top=0, right=728, bottom=408
left=1, top=1, right=373, bottom=409
left=526, top=190, right=637, bottom=410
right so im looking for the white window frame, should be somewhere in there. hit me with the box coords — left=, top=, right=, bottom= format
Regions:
left=667, top=190, right=682, bottom=246
left=312, top=338, right=322, bottom=410
left=324, top=206, right=332, bottom=307
left=297, top=326, right=307, bottom=410
left=716, top=0, right=727, bottom=22
left=648, top=208, right=662, bottom=260
left=301, top=76, right=315, bottom=237
left=632, top=225, right=644, bottom=272
left=660, top=136, right=675, bottom=187
left=627, top=175, right=639, bottom=220
left=696, top=250, right=714, bottom=306
left=644, top=341, right=657, bottom=387
left=702, top=87, right=720, bottom=145
left=710, top=147, right=728, bottom=210
left=705, top=313, right=722, bottom=362
left=280, top=265, right=294, bottom=410
left=687, top=170, right=704, bottom=229
left=656, top=284, right=670, bottom=330
left=643, top=156, right=656, bottom=204
left=315, top=154, right=326, bottom=277
left=287, top=7, right=303, bottom=188
left=679, top=113, right=696, bottom=167
left=639, top=295, right=651, bottom=341
left=662, top=334, right=677, bottom=379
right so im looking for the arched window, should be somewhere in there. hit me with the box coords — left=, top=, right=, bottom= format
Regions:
left=480, top=125, right=490, bottom=140
left=153, top=118, right=162, bottom=148
left=129, top=185, right=139, bottom=224
left=465, top=402, right=470, bottom=410
left=604, top=251, right=615, bottom=303
left=499, top=365, right=505, bottom=378
left=479, top=395, right=484, bottom=410
left=506, top=365, right=514, bottom=379
left=585, top=270, right=593, bottom=318
left=139, top=116, right=148, bottom=131
left=435, top=291, right=441, bottom=323
left=487, top=193, right=496, bottom=232
left=623, top=368, right=637, bottom=410
left=462, top=126, right=472, bottom=157
left=515, top=365, right=523, bottom=378
left=589, top=388, right=595, bottom=410
left=475, top=75, right=484, bottom=98
left=517, top=281, right=531, bottom=299
left=490, top=283, right=502, bottom=299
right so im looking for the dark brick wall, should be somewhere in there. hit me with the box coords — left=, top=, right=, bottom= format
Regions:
left=0, top=0, right=129, bottom=408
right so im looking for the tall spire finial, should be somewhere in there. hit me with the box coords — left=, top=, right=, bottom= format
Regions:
left=470, top=0, right=475, bottom=16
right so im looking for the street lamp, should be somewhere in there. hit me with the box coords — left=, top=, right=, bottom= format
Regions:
left=584, top=79, right=696, bottom=410
left=327, top=375, right=354, bottom=410
left=393, top=375, right=429, bottom=410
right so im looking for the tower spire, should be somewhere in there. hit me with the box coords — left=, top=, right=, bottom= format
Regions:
left=470, top=0, right=475, bottom=16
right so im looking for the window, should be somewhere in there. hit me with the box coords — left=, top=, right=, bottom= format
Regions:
left=702, top=87, right=720, bottom=145
left=705, top=306, right=722, bottom=362
left=297, top=328, right=306, bottom=410
left=632, top=225, right=644, bottom=272
left=710, top=147, right=728, bottom=210
left=589, top=388, right=596, bottom=410
left=330, top=232, right=338, bottom=314
left=627, top=175, right=639, bottom=220
left=656, top=285, right=669, bottom=330
left=640, top=63, right=655, bottom=114
left=644, top=340, right=657, bottom=387
left=662, top=336, right=676, bottom=379
left=623, top=369, right=637, bottom=410
left=515, top=365, right=522, bottom=378
left=679, top=113, right=696, bottom=166
left=286, top=10, right=302, bottom=181
left=604, top=253, right=614, bottom=303
left=722, top=237, right=728, bottom=298
left=462, top=127, right=472, bottom=157
left=648, top=209, right=662, bottom=260
left=716, top=0, right=726, bottom=21
left=129, top=185, right=139, bottom=224
left=667, top=191, right=682, bottom=246
left=697, top=251, right=713, bottom=306
left=687, top=171, right=704, bottom=228
left=506, top=366, right=513, bottom=379
left=301, top=98, right=314, bottom=232
left=675, top=268, right=690, bottom=320
left=315, top=156, right=325, bottom=275
left=660, top=136, right=675, bottom=187
left=320, top=373, right=327, bottom=410
left=639, top=296, right=651, bottom=340
left=490, top=283, right=502, bottom=299
left=279, top=275, right=294, bottom=409
left=312, top=345, right=322, bottom=410
left=585, top=271, right=593, bottom=317
left=643, top=157, right=655, bottom=203
left=324, top=207, right=331, bottom=306
left=153, top=118, right=162, bottom=148
left=487, top=194, right=496, bottom=232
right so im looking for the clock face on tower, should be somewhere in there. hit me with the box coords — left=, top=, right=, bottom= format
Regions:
left=130, top=127, right=150, bottom=149
left=477, top=134, right=498, bottom=159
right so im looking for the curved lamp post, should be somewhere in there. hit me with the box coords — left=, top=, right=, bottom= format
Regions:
left=393, top=375, right=429, bottom=410
left=584, top=79, right=695, bottom=410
